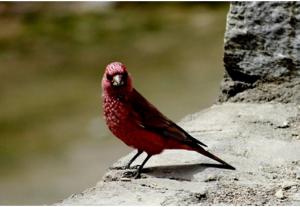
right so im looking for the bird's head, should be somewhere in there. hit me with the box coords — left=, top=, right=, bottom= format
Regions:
left=102, top=62, right=133, bottom=95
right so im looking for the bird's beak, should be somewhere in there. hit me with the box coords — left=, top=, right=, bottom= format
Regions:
left=112, top=74, right=124, bottom=86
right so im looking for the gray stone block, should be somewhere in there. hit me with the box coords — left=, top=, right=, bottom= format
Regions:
left=220, top=2, right=300, bottom=103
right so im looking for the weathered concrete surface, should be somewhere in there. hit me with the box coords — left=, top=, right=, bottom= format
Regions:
left=58, top=103, right=300, bottom=205
left=219, top=2, right=300, bottom=103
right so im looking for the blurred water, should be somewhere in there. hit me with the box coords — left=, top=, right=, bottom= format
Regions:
left=0, top=2, right=228, bottom=204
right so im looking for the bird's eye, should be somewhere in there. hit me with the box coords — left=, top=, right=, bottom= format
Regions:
left=123, top=71, right=128, bottom=79
left=106, top=74, right=113, bottom=81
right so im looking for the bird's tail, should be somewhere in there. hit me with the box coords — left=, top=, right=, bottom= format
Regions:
left=196, top=147, right=235, bottom=170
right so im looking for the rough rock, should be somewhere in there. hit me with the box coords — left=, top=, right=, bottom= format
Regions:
left=219, top=2, right=300, bottom=103
left=57, top=103, right=300, bottom=205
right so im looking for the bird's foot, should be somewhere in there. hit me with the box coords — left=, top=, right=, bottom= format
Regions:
left=122, top=169, right=143, bottom=179
left=122, top=170, right=136, bottom=178
left=119, top=164, right=140, bottom=170
left=133, top=171, right=141, bottom=179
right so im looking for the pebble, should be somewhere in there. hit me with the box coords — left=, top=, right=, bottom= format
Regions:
left=193, top=189, right=208, bottom=201
left=204, top=175, right=218, bottom=182
left=275, top=189, right=285, bottom=199
left=277, top=121, right=289, bottom=128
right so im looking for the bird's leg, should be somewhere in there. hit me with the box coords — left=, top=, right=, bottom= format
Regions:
left=134, top=154, right=152, bottom=179
left=126, top=150, right=143, bottom=169
left=110, top=150, right=143, bottom=170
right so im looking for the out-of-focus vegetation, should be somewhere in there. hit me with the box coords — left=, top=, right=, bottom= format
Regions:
left=0, top=2, right=228, bottom=204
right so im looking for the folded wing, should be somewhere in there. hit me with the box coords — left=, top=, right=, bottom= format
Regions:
left=130, top=89, right=207, bottom=148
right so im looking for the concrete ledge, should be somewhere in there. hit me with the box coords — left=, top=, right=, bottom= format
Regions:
left=57, top=103, right=300, bottom=205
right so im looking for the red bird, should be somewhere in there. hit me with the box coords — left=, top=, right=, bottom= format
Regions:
left=102, top=62, right=235, bottom=178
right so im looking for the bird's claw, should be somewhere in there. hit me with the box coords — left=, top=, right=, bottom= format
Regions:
left=122, top=170, right=142, bottom=179
left=122, top=171, right=136, bottom=178
left=134, top=172, right=141, bottom=179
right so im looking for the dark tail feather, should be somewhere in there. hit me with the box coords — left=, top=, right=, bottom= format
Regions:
left=196, top=147, right=235, bottom=170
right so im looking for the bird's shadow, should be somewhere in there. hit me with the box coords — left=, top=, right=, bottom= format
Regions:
left=138, top=163, right=233, bottom=181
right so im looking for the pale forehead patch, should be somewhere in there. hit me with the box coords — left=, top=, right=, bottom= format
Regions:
left=106, top=62, right=127, bottom=75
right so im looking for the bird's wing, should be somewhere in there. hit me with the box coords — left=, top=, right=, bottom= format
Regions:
left=129, top=89, right=207, bottom=148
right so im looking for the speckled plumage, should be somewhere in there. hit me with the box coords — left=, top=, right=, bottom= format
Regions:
left=103, top=89, right=166, bottom=155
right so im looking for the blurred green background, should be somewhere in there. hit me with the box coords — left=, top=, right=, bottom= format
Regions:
left=0, top=2, right=228, bottom=205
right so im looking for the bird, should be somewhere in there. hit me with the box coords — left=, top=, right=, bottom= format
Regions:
left=102, top=62, right=235, bottom=178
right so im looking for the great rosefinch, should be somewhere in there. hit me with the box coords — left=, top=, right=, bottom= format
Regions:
left=102, top=62, right=235, bottom=178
